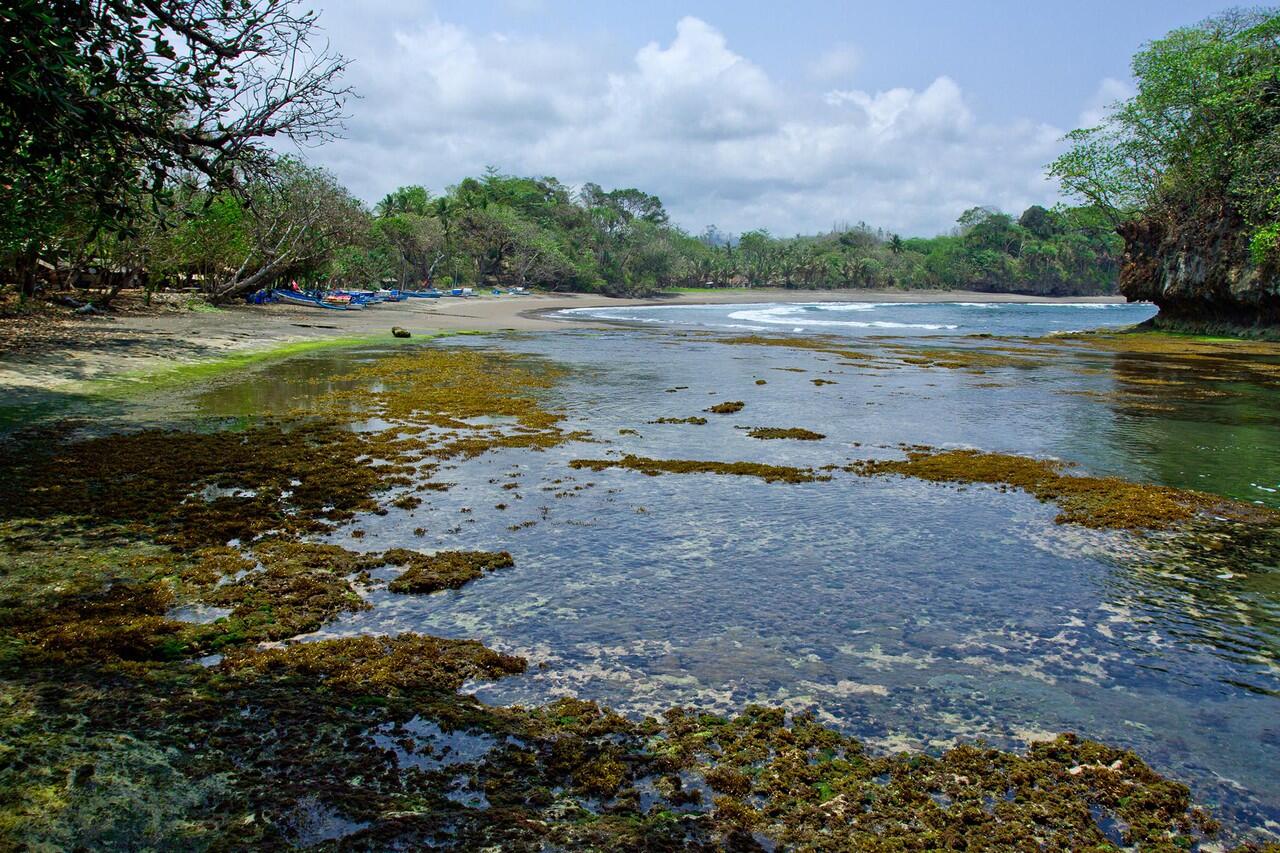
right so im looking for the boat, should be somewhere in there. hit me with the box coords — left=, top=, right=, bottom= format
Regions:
left=274, top=289, right=352, bottom=310
left=322, top=294, right=364, bottom=310
left=402, top=289, right=443, bottom=298
left=335, top=290, right=382, bottom=305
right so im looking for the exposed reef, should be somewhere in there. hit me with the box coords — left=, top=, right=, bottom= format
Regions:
left=570, top=454, right=829, bottom=484
left=386, top=550, right=515, bottom=595
left=649, top=416, right=708, bottom=425
left=746, top=427, right=826, bottom=441
left=849, top=447, right=1279, bottom=531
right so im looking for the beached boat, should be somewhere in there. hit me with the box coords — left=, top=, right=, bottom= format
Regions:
left=274, top=289, right=351, bottom=310
left=402, top=289, right=443, bottom=298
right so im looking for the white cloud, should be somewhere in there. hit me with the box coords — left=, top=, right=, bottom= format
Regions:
left=1078, top=77, right=1134, bottom=128
left=808, top=45, right=860, bottom=82
left=298, top=14, right=1085, bottom=236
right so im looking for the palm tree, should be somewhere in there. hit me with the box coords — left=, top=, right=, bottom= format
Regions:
left=432, top=196, right=456, bottom=284
left=889, top=234, right=905, bottom=255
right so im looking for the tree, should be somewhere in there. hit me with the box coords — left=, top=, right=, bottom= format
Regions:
left=206, top=159, right=368, bottom=301
left=376, top=186, right=432, bottom=218
left=1018, top=206, right=1060, bottom=240
left=1048, top=8, right=1280, bottom=259
left=1, top=0, right=350, bottom=293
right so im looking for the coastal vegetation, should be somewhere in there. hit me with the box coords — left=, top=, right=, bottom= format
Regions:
left=1051, top=8, right=1280, bottom=328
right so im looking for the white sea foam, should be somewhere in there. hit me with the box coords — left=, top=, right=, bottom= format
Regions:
left=556, top=300, right=1150, bottom=333
left=726, top=305, right=956, bottom=330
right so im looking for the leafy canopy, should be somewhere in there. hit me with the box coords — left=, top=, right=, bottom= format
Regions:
left=1048, top=7, right=1280, bottom=262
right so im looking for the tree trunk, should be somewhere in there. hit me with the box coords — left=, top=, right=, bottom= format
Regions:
left=15, top=244, right=39, bottom=300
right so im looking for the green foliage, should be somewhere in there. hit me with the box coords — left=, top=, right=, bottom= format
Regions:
left=1050, top=8, right=1280, bottom=264
left=0, top=0, right=349, bottom=294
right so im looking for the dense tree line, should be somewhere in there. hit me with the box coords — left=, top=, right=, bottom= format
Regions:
left=0, top=1, right=1123, bottom=304
left=3, top=154, right=1123, bottom=301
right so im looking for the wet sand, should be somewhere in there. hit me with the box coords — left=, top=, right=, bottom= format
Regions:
left=0, top=289, right=1127, bottom=394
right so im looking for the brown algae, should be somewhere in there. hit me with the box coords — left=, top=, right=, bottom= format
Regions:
left=571, top=454, right=829, bottom=484
left=850, top=447, right=1279, bottom=530
left=385, top=549, right=515, bottom=594
left=706, top=401, right=745, bottom=414
left=746, top=427, right=826, bottom=441
left=649, top=416, right=708, bottom=425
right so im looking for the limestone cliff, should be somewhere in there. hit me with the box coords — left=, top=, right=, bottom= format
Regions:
left=1118, top=202, right=1280, bottom=330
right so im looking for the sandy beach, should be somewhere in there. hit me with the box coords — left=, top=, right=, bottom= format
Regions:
left=0, top=289, right=1127, bottom=394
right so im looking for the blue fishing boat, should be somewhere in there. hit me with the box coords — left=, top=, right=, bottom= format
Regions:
left=274, top=289, right=352, bottom=310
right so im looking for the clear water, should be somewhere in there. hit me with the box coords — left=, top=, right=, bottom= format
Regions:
left=559, top=300, right=1158, bottom=337
left=133, top=306, right=1280, bottom=841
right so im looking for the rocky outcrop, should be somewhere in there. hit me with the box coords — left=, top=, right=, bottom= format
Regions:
left=1119, top=202, right=1280, bottom=330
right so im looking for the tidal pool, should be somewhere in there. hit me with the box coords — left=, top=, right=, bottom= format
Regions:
left=141, top=320, right=1280, bottom=841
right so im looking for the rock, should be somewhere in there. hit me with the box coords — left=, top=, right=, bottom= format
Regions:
left=1119, top=203, right=1280, bottom=330
left=391, top=326, right=411, bottom=338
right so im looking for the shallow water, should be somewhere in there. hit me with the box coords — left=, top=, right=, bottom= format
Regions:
left=559, top=299, right=1157, bottom=336
left=119, top=309, right=1280, bottom=840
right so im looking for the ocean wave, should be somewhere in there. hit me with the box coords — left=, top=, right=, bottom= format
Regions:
left=727, top=306, right=956, bottom=330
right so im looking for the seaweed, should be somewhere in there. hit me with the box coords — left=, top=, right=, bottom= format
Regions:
left=385, top=550, right=515, bottom=595
left=706, top=401, right=745, bottom=414
left=650, top=416, right=708, bottom=425
left=746, top=427, right=825, bottom=441
left=570, top=454, right=829, bottom=484
left=221, top=633, right=526, bottom=695
left=850, top=447, right=1279, bottom=530
left=2, top=340, right=1275, bottom=850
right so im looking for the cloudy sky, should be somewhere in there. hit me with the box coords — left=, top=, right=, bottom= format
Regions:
left=300, top=1, right=1239, bottom=237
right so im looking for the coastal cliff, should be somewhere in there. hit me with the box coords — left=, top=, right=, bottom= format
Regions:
left=1118, top=204, right=1280, bottom=334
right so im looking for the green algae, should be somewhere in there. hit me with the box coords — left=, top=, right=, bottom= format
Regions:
left=706, top=401, right=745, bottom=414
left=385, top=549, right=515, bottom=595
left=570, top=454, right=829, bottom=484
left=850, top=447, right=1280, bottom=531
left=746, top=427, right=826, bottom=441
left=195, top=540, right=377, bottom=650
left=85, top=335, right=420, bottom=400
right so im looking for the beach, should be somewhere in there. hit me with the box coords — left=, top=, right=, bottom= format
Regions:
left=0, top=289, right=1128, bottom=394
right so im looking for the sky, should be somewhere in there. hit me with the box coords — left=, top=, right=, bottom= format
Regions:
left=299, top=1, right=1244, bottom=237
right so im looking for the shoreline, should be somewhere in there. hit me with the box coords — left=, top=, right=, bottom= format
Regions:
left=0, top=289, right=1130, bottom=396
